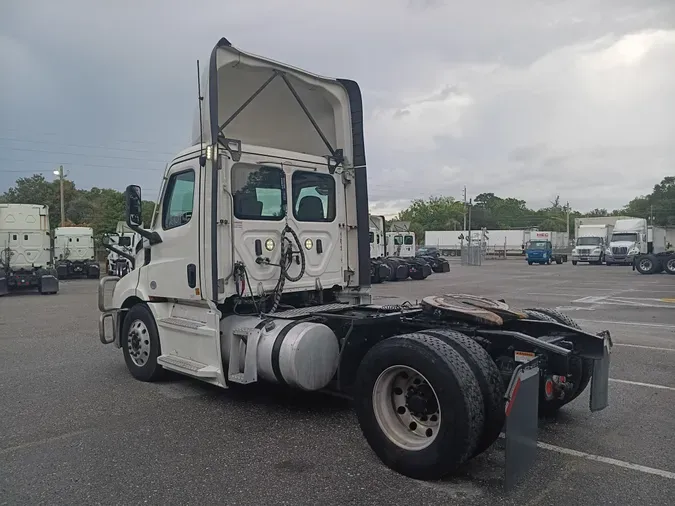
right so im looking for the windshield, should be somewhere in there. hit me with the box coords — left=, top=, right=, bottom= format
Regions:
left=118, top=236, right=132, bottom=247
left=527, top=240, right=549, bottom=250
left=577, top=237, right=602, bottom=246
left=611, top=233, right=637, bottom=242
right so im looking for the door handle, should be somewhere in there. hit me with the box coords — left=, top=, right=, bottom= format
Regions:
left=187, top=263, right=196, bottom=288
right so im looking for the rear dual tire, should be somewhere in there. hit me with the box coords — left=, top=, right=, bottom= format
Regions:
left=354, top=332, right=501, bottom=480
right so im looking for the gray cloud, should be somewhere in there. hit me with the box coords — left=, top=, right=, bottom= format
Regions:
left=1, top=0, right=674, bottom=214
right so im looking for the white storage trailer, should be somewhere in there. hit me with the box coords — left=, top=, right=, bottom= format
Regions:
left=425, top=229, right=527, bottom=256
left=53, top=226, right=100, bottom=279
left=0, top=203, right=59, bottom=295
left=96, top=37, right=612, bottom=483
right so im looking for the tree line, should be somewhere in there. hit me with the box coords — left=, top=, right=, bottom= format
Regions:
left=393, top=176, right=675, bottom=240
left=0, top=174, right=155, bottom=244
left=1, top=173, right=673, bottom=243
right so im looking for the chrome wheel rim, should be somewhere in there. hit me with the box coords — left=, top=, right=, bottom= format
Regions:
left=372, top=365, right=441, bottom=451
left=127, top=319, right=151, bottom=367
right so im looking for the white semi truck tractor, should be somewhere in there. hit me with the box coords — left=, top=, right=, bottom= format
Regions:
left=0, top=203, right=59, bottom=295
left=53, top=226, right=100, bottom=279
left=572, top=224, right=613, bottom=265
left=605, top=218, right=648, bottom=266
left=97, top=38, right=612, bottom=483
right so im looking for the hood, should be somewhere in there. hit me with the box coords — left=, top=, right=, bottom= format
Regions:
left=193, top=38, right=355, bottom=165
left=609, top=241, right=636, bottom=248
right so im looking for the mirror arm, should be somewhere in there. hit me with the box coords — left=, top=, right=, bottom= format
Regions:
left=127, top=223, right=162, bottom=245
left=103, top=243, right=136, bottom=267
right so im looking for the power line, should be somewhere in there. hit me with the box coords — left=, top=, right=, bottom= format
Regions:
left=0, top=126, right=179, bottom=149
left=0, top=136, right=177, bottom=156
left=0, top=158, right=162, bottom=173
left=0, top=146, right=168, bottom=163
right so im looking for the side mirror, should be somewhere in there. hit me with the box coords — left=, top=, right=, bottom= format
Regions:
left=125, top=185, right=143, bottom=228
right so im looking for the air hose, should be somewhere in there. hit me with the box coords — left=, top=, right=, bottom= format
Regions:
left=269, top=224, right=306, bottom=313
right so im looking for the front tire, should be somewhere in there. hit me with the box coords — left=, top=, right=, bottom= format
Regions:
left=121, top=303, right=165, bottom=382
left=354, top=333, right=484, bottom=480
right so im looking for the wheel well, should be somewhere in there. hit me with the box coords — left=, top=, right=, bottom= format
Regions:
left=119, top=296, right=145, bottom=338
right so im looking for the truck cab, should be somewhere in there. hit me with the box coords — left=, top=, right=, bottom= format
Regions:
left=0, top=203, right=59, bottom=295
left=53, top=226, right=100, bottom=279
left=387, top=231, right=415, bottom=257
left=606, top=218, right=647, bottom=265
left=525, top=239, right=553, bottom=264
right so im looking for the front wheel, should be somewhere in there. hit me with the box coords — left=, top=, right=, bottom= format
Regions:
left=572, top=260, right=578, bottom=265
left=354, top=333, right=484, bottom=480
left=121, top=303, right=165, bottom=382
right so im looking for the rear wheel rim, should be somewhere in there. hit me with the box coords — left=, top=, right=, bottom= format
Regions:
left=127, top=319, right=151, bottom=367
left=667, top=259, right=675, bottom=272
left=372, top=365, right=441, bottom=451
left=639, top=259, right=652, bottom=271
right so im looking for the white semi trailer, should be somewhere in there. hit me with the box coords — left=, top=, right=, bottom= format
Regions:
left=53, top=226, right=100, bottom=279
left=96, top=38, right=611, bottom=482
left=0, top=203, right=59, bottom=295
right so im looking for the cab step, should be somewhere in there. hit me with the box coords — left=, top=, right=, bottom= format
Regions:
left=157, top=354, right=219, bottom=378
left=157, top=316, right=214, bottom=336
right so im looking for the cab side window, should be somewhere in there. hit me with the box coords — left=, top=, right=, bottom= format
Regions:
left=162, top=170, right=195, bottom=230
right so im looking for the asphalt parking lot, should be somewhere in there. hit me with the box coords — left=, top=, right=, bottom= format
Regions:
left=1, top=260, right=674, bottom=505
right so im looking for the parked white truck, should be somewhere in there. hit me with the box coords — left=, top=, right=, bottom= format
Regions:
left=53, top=226, right=100, bottom=279
left=0, top=203, right=59, bottom=295
left=103, top=221, right=139, bottom=277
left=632, top=225, right=673, bottom=274
left=96, top=38, right=612, bottom=483
left=386, top=231, right=416, bottom=257
left=605, top=218, right=648, bottom=266
left=572, top=224, right=613, bottom=265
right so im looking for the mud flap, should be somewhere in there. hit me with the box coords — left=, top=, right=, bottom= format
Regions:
left=504, top=358, right=540, bottom=492
left=590, top=330, right=612, bottom=412
left=40, top=274, right=59, bottom=294
left=0, top=276, right=7, bottom=296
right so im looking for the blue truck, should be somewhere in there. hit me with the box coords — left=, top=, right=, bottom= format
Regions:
left=525, top=231, right=569, bottom=265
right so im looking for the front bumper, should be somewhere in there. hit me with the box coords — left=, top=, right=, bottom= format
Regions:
left=572, top=253, right=602, bottom=262
left=605, top=254, right=635, bottom=264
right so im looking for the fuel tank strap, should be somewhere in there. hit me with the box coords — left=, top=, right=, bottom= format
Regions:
left=271, top=320, right=303, bottom=386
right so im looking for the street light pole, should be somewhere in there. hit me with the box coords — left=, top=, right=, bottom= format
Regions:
left=53, top=165, right=65, bottom=227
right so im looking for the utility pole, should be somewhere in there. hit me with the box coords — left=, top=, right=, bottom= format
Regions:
left=462, top=186, right=467, bottom=231
left=53, top=165, right=65, bottom=227
left=566, top=201, right=570, bottom=236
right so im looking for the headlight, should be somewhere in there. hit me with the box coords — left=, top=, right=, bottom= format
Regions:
left=593, top=248, right=601, bottom=253
left=605, top=248, right=611, bottom=255
left=265, top=238, right=275, bottom=251
left=304, top=238, right=313, bottom=250
left=628, top=247, right=639, bottom=255
left=572, top=248, right=578, bottom=254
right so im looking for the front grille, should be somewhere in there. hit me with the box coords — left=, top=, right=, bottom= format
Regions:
left=612, top=247, right=628, bottom=255
left=578, top=248, right=591, bottom=255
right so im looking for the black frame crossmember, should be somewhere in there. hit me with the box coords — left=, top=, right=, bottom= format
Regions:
left=217, top=70, right=343, bottom=166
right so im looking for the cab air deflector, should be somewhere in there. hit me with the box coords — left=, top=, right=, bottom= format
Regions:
left=216, top=70, right=343, bottom=167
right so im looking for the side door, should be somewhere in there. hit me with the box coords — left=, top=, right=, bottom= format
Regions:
left=287, top=168, right=345, bottom=288
left=143, top=161, right=201, bottom=301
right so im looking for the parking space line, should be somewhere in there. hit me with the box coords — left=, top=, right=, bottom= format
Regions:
left=610, top=378, right=675, bottom=392
left=614, top=343, right=675, bottom=352
left=537, top=442, right=675, bottom=480
left=574, top=318, right=675, bottom=329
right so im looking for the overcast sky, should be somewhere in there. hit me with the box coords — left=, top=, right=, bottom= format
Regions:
left=1, top=0, right=674, bottom=216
